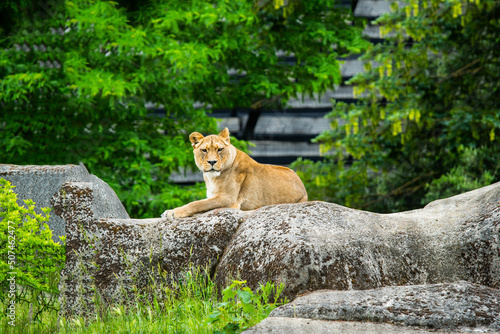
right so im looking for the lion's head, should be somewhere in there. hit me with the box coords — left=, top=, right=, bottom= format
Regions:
left=189, top=128, right=236, bottom=176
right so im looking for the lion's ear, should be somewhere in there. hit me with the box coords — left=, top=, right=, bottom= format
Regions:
left=219, top=127, right=230, bottom=145
left=189, top=132, right=204, bottom=148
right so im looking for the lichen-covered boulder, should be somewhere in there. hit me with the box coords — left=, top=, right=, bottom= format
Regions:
left=262, top=281, right=500, bottom=332
left=270, top=281, right=500, bottom=330
left=54, top=175, right=499, bottom=319
left=243, top=318, right=435, bottom=334
left=0, top=163, right=129, bottom=241
left=55, top=181, right=245, bottom=317
left=215, top=182, right=500, bottom=300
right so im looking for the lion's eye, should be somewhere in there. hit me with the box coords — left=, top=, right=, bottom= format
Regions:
left=201, top=149, right=207, bottom=153
left=218, top=148, right=224, bottom=152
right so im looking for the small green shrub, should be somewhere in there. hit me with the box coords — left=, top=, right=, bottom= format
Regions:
left=207, top=280, right=286, bottom=334
left=0, top=178, right=66, bottom=322
left=422, top=147, right=497, bottom=204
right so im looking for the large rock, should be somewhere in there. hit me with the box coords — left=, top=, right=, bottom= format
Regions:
left=54, top=181, right=245, bottom=317
left=244, top=281, right=500, bottom=333
left=48, top=172, right=498, bottom=321
left=267, top=281, right=500, bottom=332
left=0, top=164, right=129, bottom=241
left=244, top=318, right=437, bottom=334
left=215, top=182, right=500, bottom=299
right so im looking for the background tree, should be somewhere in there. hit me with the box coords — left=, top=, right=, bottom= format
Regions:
left=294, top=0, right=500, bottom=212
left=0, top=0, right=367, bottom=217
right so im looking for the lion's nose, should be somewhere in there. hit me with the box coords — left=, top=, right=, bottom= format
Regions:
left=208, top=160, right=217, bottom=166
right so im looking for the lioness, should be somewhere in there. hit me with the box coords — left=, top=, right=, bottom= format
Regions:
left=161, top=128, right=307, bottom=220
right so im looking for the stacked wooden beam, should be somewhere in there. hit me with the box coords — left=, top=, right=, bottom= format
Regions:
left=171, top=0, right=391, bottom=183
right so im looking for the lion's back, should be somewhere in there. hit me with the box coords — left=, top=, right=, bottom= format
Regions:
left=236, top=157, right=307, bottom=210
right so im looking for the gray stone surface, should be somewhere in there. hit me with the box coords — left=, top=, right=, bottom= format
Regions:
left=215, top=182, right=500, bottom=300
left=54, top=181, right=246, bottom=316
left=243, top=318, right=443, bottom=334
left=0, top=164, right=129, bottom=241
left=270, top=282, right=500, bottom=331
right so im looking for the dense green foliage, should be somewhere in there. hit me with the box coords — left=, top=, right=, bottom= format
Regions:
left=0, top=0, right=367, bottom=218
left=294, top=0, right=500, bottom=212
left=0, top=179, right=65, bottom=321
left=1, top=265, right=287, bottom=334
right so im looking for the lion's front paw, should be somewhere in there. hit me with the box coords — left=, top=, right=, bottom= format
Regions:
left=161, top=209, right=175, bottom=221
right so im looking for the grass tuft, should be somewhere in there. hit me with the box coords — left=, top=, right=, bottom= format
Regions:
left=1, top=265, right=287, bottom=334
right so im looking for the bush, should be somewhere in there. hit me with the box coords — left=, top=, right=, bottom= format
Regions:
left=207, top=280, right=286, bottom=334
left=0, top=178, right=65, bottom=321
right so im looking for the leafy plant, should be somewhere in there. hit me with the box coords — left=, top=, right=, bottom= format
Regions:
left=0, top=178, right=65, bottom=321
left=294, top=0, right=500, bottom=212
left=422, top=147, right=496, bottom=204
left=207, top=280, right=287, bottom=333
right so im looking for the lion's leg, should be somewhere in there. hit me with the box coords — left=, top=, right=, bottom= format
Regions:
left=229, top=202, right=241, bottom=209
left=162, top=196, right=234, bottom=220
left=297, top=194, right=308, bottom=203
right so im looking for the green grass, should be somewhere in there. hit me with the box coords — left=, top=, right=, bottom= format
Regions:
left=1, top=266, right=287, bottom=334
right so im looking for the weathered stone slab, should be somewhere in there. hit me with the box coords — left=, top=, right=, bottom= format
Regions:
left=55, top=181, right=245, bottom=316
left=243, top=318, right=441, bottom=334
left=215, top=182, right=500, bottom=300
left=267, top=282, right=500, bottom=332
left=0, top=164, right=129, bottom=241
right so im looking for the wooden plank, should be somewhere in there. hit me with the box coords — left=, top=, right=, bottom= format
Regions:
left=254, top=116, right=331, bottom=135
left=169, top=169, right=204, bottom=183
left=354, top=0, right=392, bottom=18
left=249, top=140, right=321, bottom=157
left=362, top=25, right=396, bottom=39
left=217, top=117, right=240, bottom=132
left=287, top=86, right=371, bottom=108
left=341, top=59, right=364, bottom=78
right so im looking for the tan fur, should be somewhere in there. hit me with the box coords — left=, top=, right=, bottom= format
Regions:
left=161, top=128, right=308, bottom=220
